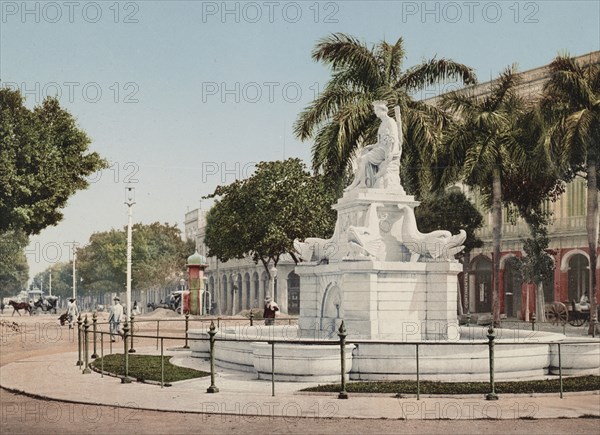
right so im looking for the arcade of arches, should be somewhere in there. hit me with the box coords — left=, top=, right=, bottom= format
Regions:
left=203, top=266, right=301, bottom=316
left=461, top=249, right=599, bottom=320
left=200, top=251, right=598, bottom=319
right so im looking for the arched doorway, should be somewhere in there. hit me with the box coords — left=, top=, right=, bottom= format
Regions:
left=235, top=274, right=243, bottom=314
left=287, top=271, right=300, bottom=315
left=252, top=272, right=260, bottom=308
left=222, top=275, right=228, bottom=315
left=568, top=254, right=589, bottom=302
left=503, top=257, right=522, bottom=319
left=474, top=257, right=492, bottom=313
left=244, top=273, right=251, bottom=311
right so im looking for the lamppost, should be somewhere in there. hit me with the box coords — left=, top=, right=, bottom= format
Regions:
left=180, top=277, right=186, bottom=316
left=125, top=187, right=135, bottom=320
left=72, top=243, right=77, bottom=300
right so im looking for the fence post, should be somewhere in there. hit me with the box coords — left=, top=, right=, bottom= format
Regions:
left=531, top=313, right=536, bottom=331
left=91, top=312, right=98, bottom=359
left=592, top=313, right=598, bottom=339
left=160, top=337, right=164, bottom=388
left=416, top=343, right=420, bottom=400
left=184, top=313, right=190, bottom=349
left=271, top=341, right=276, bottom=397
left=129, top=314, right=136, bottom=353
left=250, top=311, right=254, bottom=326
left=558, top=343, right=563, bottom=399
left=485, top=325, right=498, bottom=400
left=121, top=320, right=132, bottom=383
left=206, top=321, right=219, bottom=393
left=76, top=314, right=83, bottom=366
left=156, top=320, right=160, bottom=350
left=100, top=331, right=104, bottom=378
left=82, top=315, right=91, bottom=374
left=337, top=321, right=348, bottom=400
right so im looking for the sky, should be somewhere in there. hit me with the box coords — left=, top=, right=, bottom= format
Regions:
left=1, top=0, right=599, bottom=283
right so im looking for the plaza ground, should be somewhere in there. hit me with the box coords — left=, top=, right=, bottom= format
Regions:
left=1, top=311, right=598, bottom=434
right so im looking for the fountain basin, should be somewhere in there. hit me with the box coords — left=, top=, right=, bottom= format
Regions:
left=188, top=325, right=600, bottom=382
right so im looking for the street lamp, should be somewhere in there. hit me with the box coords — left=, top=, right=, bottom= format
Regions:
left=125, top=187, right=135, bottom=320
left=180, top=277, right=186, bottom=315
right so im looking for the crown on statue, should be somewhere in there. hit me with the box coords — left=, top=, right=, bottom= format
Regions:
left=372, top=100, right=388, bottom=110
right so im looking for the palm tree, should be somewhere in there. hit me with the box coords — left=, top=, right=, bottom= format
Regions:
left=541, top=54, right=599, bottom=334
left=439, top=65, right=528, bottom=326
left=294, top=33, right=477, bottom=195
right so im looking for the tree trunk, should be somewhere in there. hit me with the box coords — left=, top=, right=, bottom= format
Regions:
left=492, top=167, right=503, bottom=327
left=536, top=281, right=546, bottom=323
left=586, top=158, right=599, bottom=335
left=463, top=251, right=471, bottom=314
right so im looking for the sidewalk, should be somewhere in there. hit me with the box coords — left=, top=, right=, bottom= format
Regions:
left=1, top=347, right=599, bottom=420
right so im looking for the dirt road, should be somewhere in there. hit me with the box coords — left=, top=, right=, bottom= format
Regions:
left=1, top=313, right=598, bottom=434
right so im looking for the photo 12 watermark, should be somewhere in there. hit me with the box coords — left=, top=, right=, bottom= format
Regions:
left=398, top=400, right=539, bottom=419
left=400, top=1, right=540, bottom=24
left=1, top=82, right=140, bottom=104
left=201, top=81, right=323, bottom=104
left=87, top=162, right=140, bottom=184
left=200, top=161, right=256, bottom=184
left=25, top=241, right=78, bottom=264
left=1, top=1, right=140, bottom=24
left=1, top=401, right=141, bottom=424
left=199, top=400, right=339, bottom=422
left=200, top=1, right=340, bottom=24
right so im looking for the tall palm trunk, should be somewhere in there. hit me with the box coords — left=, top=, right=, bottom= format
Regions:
left=492, top=166, right=502, bottom=327
left=463, top=251, right=471, bottom=314
left=587, top=158, right=599, bottom=335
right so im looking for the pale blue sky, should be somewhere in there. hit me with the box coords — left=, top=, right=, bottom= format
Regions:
left=1, top=0, right=598, bottom=280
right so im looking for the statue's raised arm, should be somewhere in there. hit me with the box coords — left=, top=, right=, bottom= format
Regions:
left=345, top=101, right=403, bottom=192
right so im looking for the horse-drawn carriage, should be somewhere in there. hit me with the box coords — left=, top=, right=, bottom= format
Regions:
left=147, top=291, right=185, bottom=313
left=32, top=295, right=59, bottom=314
left=545, top=300, right=598, bottom=327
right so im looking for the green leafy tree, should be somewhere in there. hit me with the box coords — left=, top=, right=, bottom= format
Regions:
left=439, top=65, right=527, bottom=326
left=414, top=190, right=484, bottom=313
left=204, top=158, right=337, bottom=273
left=31, top=262, right=74, bottom=300
left=541, top=54, right=599, bottom=334
left=0, top=87, right=107, bottom=235
left=76, top=223, right=193, bottom=295
left=294, top=33, right=476, bottom=194
left=0, top=230, right=29, bottom=299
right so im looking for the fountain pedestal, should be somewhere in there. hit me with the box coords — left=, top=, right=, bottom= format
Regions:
left=296, top=259, right=461, bottom=341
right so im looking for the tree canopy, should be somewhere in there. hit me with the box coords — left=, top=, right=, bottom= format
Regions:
left=76, top=222, right=194, bottom=294
left=0, top=88, right=107, bottom=235
left=0, top=230, right=29, bottom=299
left=203, top=158, right=337, bottom=272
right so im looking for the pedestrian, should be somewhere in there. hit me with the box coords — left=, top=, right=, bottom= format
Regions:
left=263, top=296, right=279, bottom=326
left=132, top=300, right=140, bottom=316
left=108, top=296, right=124, bottom=342
left=67, top=298, right=79, bottom=329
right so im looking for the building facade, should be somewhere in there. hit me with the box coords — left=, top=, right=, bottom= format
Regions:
left=188, top=51, right=599, bottom=319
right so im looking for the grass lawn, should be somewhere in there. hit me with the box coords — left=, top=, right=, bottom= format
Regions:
left=91, top=354, right=210, bottom=383
left=302, top=375, right=600, bottom=395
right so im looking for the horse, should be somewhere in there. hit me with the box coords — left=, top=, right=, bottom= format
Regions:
left=9, top=300, right=32, bottom=316
left=58, top=313, right=69, bottom=326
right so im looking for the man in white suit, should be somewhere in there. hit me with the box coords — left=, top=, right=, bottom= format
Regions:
left=108, top=297, right=124, bottom=342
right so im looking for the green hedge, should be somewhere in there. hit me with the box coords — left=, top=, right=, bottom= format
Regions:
left=302, top=376, right=600, bottom=394
left=92, top=354, right=209, bottom=383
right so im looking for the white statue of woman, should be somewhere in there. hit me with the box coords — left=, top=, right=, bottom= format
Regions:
left=345, top=101, right=402, bottom=191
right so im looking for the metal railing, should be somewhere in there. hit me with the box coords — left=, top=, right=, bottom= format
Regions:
left=76, top=317, right=600, bottom=401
